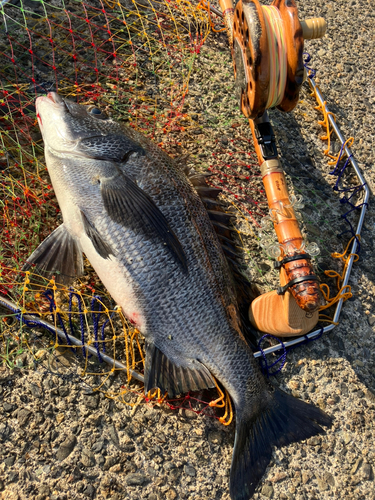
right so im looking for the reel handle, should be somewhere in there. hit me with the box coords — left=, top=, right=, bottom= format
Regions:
left=301, top=17, right=327, bottom=40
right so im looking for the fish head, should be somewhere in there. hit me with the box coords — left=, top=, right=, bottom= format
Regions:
left=35, top=92, right=143, bottom=162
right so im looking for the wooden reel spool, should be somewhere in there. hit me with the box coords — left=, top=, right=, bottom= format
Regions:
left=232, top=0, right=326, bottom=119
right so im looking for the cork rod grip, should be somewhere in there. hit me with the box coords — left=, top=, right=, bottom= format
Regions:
left=262, top=168, right=321, bottom=313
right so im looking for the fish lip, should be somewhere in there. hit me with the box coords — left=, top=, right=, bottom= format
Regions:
left=36, top=92, right=68, bottom=130
left=46, top=92, right=64, bottom=105
left=36, top=92, right=67, bottom=112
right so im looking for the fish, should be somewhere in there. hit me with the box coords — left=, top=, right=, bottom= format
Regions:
left=25, top=92, right=332, bottom=500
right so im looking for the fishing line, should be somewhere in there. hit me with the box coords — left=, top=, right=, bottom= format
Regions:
left=263, top=5, right=287, bottom=110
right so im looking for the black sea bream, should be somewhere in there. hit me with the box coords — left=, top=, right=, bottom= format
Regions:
left=25, top=92, right=332, bottom=500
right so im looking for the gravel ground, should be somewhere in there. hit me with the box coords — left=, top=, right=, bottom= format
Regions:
left=1, top=1, right=375, bottom=499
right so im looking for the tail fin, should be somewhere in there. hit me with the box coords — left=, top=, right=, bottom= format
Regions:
left=230, top=388, right=333, bottom=500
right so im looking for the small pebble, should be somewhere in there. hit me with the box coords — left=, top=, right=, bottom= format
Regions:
left=261, top=484, right=274, bottom=498
left=183, top=465, right=196, bottom=477
left=125, top=473, right=148, bottom=486
left=56, top=435, right=77, bottom=461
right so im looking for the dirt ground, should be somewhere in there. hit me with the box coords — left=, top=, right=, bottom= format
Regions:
left=1, top=0, right=375, bottom=499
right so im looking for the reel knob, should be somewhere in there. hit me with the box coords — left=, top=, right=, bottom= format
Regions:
left=301, top=17, right=327, bottom=40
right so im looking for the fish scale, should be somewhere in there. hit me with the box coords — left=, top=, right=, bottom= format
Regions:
left=25, top=92, right=333, bottom=500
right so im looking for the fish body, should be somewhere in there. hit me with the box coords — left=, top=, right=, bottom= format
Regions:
left=27, top=93, right=332, bottom=500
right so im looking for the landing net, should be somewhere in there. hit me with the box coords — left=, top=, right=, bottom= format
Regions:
left=0, top=0, right=365, bottom=418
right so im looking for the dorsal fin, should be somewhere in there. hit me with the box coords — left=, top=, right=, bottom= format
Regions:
left=186, top=167, right=260, bottom=345
left=210, top=220, right=234, bottom=239
left=200, top=197, right=227, bottom=209
left=173, top=154, right=191, bottom=175
left=221, top=243, right=243, bottom=261
left=194, top=186, right=222, bottom=199
left=188, top=172, right=214, bottom=186
left=206, top=210, right=235, bottom=225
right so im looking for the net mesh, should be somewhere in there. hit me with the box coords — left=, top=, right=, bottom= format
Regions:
left=0, top=0, right=364, bottom=416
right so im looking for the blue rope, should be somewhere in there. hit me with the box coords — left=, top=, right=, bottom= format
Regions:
left=258, top=334, right=287, bottom=378
left=68, top=290, right=87, bottom=358
left=68, top=291, right=78, bottom=346
left=303, top=52, right=316, bottom=78
left=303, top=53, right=367, bottom=250
left=257, top=328, right=325, bottom=378
left=327, top=136, right=367, bottom=247
left=100, top=313, right=116, bottom=355
left=293, top=327, right=324, bottom=348
left=329, top=148, right=352, bottom=189
left=2, top=298, right=59, bottom=337
left=1, top=289, right=115, bottom=364
left=43, top=289, right=73, bottom=347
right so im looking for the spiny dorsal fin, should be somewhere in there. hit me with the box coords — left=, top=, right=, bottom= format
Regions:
left=221, top=243, right=244, bottom=261
left=186, top=166, right=259, bottom=343
left=210, top=220, right=234, bottom=239
left=200, top=197, right=227, bottom=210
left=173, top=153, right=191, bottom=175
left=206, top=210, right=235, bottom=225
left=188, top=172, right=214, bottom=186
left=194, top=185, right=222, bottom=199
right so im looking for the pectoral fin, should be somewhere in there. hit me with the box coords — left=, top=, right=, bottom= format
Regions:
left=81, top=210, right=114, bottom=260
left=144, top=343, right=215, bottom=397
left=22, top=224, right=83, bottom=285
left=101, top=171, right=187, bottom=272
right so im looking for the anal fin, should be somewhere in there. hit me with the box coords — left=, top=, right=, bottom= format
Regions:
left=144, top=343, right=215, bottom=397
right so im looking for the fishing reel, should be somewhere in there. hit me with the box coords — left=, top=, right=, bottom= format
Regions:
left=230, top=0, right=326, bottom=119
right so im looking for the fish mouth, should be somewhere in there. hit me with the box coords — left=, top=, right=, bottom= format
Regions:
left=36, top=92, right=66, bottom=109
left=36, top=92, right=67, bottom=130
left=46, top=92, right=65, bottom=105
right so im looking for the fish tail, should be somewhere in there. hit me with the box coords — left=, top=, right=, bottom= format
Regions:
left=230, top=388, right=333, bottom=500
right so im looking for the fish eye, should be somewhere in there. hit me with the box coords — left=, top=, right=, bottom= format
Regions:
left=87, top=105, right=107, bottom=119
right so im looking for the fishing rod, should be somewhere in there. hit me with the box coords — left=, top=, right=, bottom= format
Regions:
left=216, top=0, right=329, bottom=336
left=213, top=0, right=368, bottom=341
